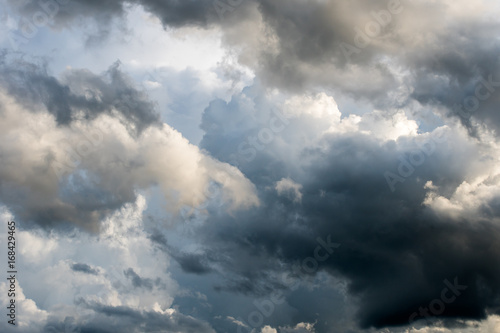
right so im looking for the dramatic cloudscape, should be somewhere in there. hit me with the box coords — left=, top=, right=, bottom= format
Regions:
left=1, top=0, right=500, bottom=332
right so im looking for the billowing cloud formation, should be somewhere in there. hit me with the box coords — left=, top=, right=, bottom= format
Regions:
left=0, top=58, right=258, bottom=231
left=275, top=178, right=303, bottom=203
left=2, top=1, right=500, bottom=332
left=0, top=198, right=216, bottom=333
left=10, top=0, right=500, bottom=133
left=186, top=85, right=500, bottom=330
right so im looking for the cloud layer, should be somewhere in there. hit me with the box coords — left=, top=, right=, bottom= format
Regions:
left=2, top=1, right=500, bottom=332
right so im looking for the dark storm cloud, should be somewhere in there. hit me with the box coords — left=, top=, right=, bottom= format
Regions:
left=252, top=0, right=399, bottom=93
left=196, top=152, right=500, bottom=330
left=409, top=61, right=500, bottom=137
left=148, top=230, right=169, bottom=247
left=71, top=262, right=99, bottom=275
left=184, top=86, right=500, bottom=331
left=295, top=140, right=500, bottom=328
left=0, top=55, right=161, bottom=135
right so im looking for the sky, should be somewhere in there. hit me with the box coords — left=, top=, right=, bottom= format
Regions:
left=0, top=0, right=500, bottom=332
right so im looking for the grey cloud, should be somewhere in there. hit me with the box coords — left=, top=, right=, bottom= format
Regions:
left=136, top=0, right=216, bottom=27
left=71, top=0, right=500, bottom=134
left=4, top=1, right=500, bottom=332
left=173, top=253, right=213, bottom=275
left=71, top=263, right=99, bottom=275
left=148, top=230, right=212, bottom=275
left=44, top=302, right=216, bottom=333
left=7, top=0, right=215, bottom=31
left=0, top=55, right=161, bottom=135
left=11, top=0, right=500, bottom=133
left=124, top=268, right=155, bottom=290
left=90, top=302, right=216, bottom=333
left=10, top=0, right=500, bottom=118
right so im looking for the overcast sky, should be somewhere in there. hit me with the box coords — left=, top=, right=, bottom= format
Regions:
left=1, top=0, right=500, bottom=332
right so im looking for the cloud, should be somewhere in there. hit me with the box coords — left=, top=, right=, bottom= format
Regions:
left=275, top=178, right=303, bottom=203
left=8, top=0, right=500, bottom=135
left=0, top=197, right=217, bottom=333
left=0, top=282, right=48, bottom=332
left=68, top=0, right=500, bottom=136
left=0, top=57, right=161, bottom=135
left=0, top=58, right=258, bottom=232
left=69, top=301, right=216, bottom=333
left=190, top=83, right=500, bottom=330
left=171, top=252, right=213, bottom=275
left=3, top=1, right=500, bottom=332
left=71, top=263, right=99, bottom=275
left=280, top=322, right=316, bottom=333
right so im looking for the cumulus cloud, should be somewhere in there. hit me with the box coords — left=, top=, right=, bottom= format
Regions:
left=0, top=60, right=258, bottom=231
left=3, top=1, right=500, bottom=332
left=8, top=0, right=500, bottom=133
left=191, top=82, right=500, bottom=330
